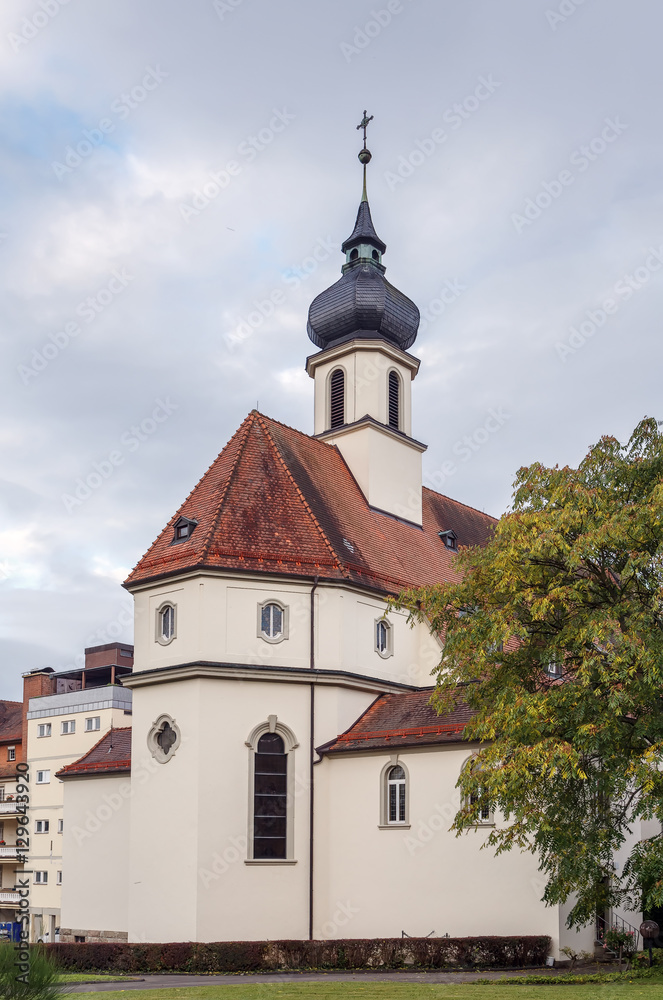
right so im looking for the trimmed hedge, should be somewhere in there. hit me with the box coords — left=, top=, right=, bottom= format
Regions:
left=48, top=936, right=550, bottom=973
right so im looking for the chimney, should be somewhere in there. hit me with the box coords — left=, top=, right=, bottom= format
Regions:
left=21, top=670, right=55, bottom=765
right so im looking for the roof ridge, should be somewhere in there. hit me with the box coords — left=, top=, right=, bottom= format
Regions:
left=422, top=485, right=497, bottom=522
left=197, top=412, right=257, bottom=565
left=124, top=412, right=256, bottom=581
left=255, top=413, right=344, bottom=575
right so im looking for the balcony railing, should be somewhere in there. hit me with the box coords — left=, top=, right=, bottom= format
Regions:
left=0, top=847, right=21, bottom=860
left=0, top=892, right=20, bottom=906
left=0, top=802, right=19, bottom=815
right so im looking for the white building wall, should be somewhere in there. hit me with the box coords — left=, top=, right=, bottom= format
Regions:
left=315, top=747, right=560, bottom=953
left=60, top=775, right=130, bottom=939
left=131, top=576, right=440, bottom=690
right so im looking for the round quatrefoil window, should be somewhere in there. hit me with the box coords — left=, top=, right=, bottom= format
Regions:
left=147, top=714, right=182, bottom=764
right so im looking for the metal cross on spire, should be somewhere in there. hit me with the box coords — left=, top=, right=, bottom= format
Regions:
left=356, top=110, right=374, bottom=149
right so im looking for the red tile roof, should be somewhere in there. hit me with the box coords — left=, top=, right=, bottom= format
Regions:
left=0, top=701, right=22, bottom=743
left=125, top=411, right=495, bottom=595
left=56, top=728, right=132, bottom=778
left=318, top=688, right=473, bottom=754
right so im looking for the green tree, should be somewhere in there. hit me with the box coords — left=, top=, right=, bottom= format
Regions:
left=397, top=417, right=663, bottom=926
left=0, top=942, right=64, bottom=1000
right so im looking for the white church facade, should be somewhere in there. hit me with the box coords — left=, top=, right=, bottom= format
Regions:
left=55, top=136, right=644, bottom=956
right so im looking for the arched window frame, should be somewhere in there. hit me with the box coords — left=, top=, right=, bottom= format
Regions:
left=257, top=599, right=289, bottom=644
left=387, top=369, right=402, bottom=431
left=379, top=757, right=410, bottom=829
left=245, top=716, right=299, bottom=863
left=155, top=601, right=177, bottom=646
left=147, top=713, right=182, bottom=764
left=461, top=754, right=495, bottom=827
left=375, top=617, right=394, bottom=658
left=328, top=366, right=346, bottom=430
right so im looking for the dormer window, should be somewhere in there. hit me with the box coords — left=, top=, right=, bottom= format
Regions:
left=439, top=529, right=458, bottom=551
left=171, top=515, right=198, bottom=545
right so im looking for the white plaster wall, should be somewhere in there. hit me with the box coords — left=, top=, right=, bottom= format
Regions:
left=61, top=775, right=130, bottom=935
left=132, top=578, right=439, bottom=689
left=323, top=424, right=423, bottom=525
left=315, top=748, right=559, bottom=954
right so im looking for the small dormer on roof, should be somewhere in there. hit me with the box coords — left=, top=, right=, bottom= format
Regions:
left=171, top=515, right=199, bottom=545
left=438, top=529, right=458, bottom=551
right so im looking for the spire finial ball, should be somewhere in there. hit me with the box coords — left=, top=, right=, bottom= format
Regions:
left=358, top=148, right=372, bottom=165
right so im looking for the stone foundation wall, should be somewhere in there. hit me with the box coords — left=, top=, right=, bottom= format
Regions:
left=59, top=928, right=128, bottom=944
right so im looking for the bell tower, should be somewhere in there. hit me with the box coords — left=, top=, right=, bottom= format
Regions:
left=305, top=114, right=426, bottom=526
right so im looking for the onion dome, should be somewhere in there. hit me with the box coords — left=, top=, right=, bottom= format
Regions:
left=307, top=119, right=420, bottom=353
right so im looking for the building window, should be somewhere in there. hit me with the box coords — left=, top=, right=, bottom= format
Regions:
left=545, top=655, right=563, bottom=678
left=7, top=748, right=15, bottom=762
left=85, top=717, right=101, bottom=733
left=257, top=601, right=289, bottom=644
left=387, top=765, right=407, bottom=823
left=36, top=770, right=50, bottom=784
left=253, top=733, right=287, bottom=860
left=438, top=530, right=458, bottom=550
left=329, top=368, right=345, bottom=429
left=61, top=720, right=75, bottom=735
left=0, top=787, right=4, bottom=802
left=147, top=714, right=182, bottom=764
left=246, top=718, right=298, bottom=862
left=155, top=602, right=176, bottom=645
left=463, top=756, right=494, bottom=826
left=35, top=820, right=50, bottom=834
left=170, top=516, right=198, bottom=545
left=37, top=724, right=51, bottom=738
left=34, top=872, right=48, bottom=884
left=56, top=871, right=62, bottom=886
left=388, top=370, right=401, bottom=430
left=57, top=819, right=63, bottom=834
left=379, top=759, right=409, bottom=827
left=74, top=936, right=85, bottom=943
left=375, top=618, right=393, bottom=658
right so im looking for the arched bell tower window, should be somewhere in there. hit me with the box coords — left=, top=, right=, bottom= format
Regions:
left=388, top=370, right=401, bottom=430
left=329, top=368, right=345, bottom=429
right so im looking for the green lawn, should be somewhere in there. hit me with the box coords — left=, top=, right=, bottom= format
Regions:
left=71, top=975, right=663, bottom=1000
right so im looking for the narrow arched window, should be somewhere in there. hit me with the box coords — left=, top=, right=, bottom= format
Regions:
left=375, top=618, right=393, bottom=657
left=156, top=603, right=176, bottom=644
left=261, top=603, right=283, bottom=639
left=329, top=368, right=345, bottom=429
left=253, top=733, right=287, bottom=859
left=464, top=756, right=494, bottom=825
left=387, top=765, right=406, bottom=824
left=388, top=371, right=400, bottom=430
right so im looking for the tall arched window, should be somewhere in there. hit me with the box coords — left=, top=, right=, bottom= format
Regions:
left=253, top=733, right=288, bottom=859
left=387, top=764, right=407, bottom=824
left=463, top=755, right=494, bottom=825
left=329, top=368, right=345, bottom=429
left=388, top=371, right=400, bottom=430
left=155, top=602, right=176, bottom=645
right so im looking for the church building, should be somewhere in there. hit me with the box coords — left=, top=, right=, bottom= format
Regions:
left=57, top=130, right=630, bottom=956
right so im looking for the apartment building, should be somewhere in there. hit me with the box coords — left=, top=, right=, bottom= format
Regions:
left=24, top=642, right=133, bottom=941
left=0, top=700, right=24, bottom=934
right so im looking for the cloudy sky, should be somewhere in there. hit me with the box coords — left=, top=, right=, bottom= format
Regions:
left=1, top=0, right=662, bottom=696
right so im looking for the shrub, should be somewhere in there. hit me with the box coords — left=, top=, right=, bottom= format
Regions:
left=0, top=943, right=65, bottom=1000
left=48, top=935, right=550, bottom=973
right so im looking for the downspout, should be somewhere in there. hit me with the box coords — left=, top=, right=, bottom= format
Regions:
left=308, top=575, right=319, bottom=941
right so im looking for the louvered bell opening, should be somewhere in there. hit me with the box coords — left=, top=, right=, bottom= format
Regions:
left=388, top=371, right=400, bottom=430
left=330, top=368, right=345, bottom=429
